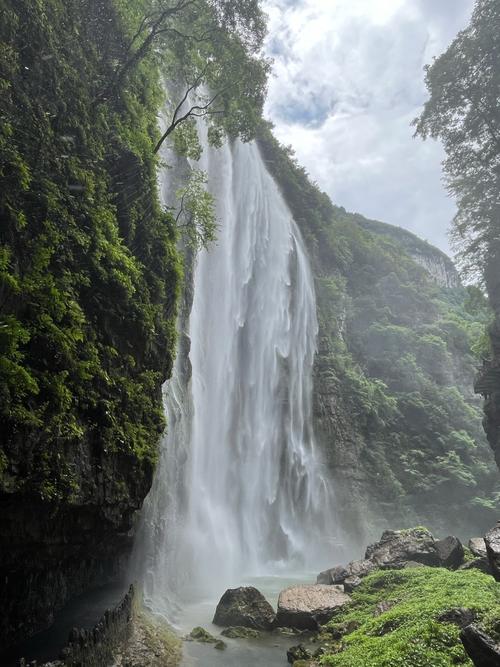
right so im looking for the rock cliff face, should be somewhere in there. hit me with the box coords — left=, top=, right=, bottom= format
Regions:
left=355, top=217, right=460, bottom=289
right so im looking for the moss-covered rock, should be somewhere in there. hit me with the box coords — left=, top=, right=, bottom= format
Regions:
left=320, top=567, right=500, bottom=666
left=221, top=626, right=261, bottom=639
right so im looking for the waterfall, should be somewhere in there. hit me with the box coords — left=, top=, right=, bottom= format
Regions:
left=136, top=132, right=338, bottom=619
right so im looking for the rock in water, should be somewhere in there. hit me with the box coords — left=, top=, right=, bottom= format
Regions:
left=213, top=587, right=275, bottom=630
left=435, top=536, right=464, bottom=568
left=469, top=538, right=488, bottom=558
left=221, top=626, right=261, bottom=639
left=485, top=522, right=500, bottom=581
left=461, top=624, right=500, bottom=666
left=287, top=644, right=312, bottom=663
left=276, top=585, right=350, bottom=630
left=364, top=528, right=440, bottom=568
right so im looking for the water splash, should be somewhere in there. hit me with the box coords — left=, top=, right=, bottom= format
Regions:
left=136, top=135, right=338, bottom=619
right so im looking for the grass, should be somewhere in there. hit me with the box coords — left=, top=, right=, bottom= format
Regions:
left=320, top=567, right=500, bottom=667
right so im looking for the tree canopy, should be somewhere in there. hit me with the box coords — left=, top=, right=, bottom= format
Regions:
left=414, top=0, right=500, bottom=291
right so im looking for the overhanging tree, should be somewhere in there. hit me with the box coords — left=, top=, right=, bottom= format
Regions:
left=414, top=0, right=500, bottom=297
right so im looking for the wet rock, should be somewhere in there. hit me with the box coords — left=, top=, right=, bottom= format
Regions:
left=460, top=624, right=500, bottom=666
left=287, top=644, right=311, bottom=663
left=317, top=566, right=347, bottom=585
left=485, top=522, right=500, bottom=581
left=213, top=586, right=275, bottom=630
left=459, top=558, right=493, bottom=575
left=436, top=535, right=464, bottom=568
left=469, top=538, right=488, bottom=558
left=438, top=608, right=476, bottom=628
left=187, top=626, right=219, bottom=644
left=221, top=626, right=261, bottom=639
left=343, top=575, right=362, bottom=593
left=365, top=528, right=440, bottom=568
left=214, top=640, right=227, bottom=650
left=276, top=584, right=351, bottom=630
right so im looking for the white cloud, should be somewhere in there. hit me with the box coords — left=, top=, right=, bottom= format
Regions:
left=263, top=0, right=475, bottom=254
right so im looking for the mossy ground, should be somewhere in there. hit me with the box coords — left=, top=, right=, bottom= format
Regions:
left=320, top=568, right=500, bottom=667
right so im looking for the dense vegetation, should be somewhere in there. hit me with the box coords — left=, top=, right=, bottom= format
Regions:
left=415, top=0, right=500, bottom=472
left=321, top=568, right=500, bottom=666
left=0, top=0, right=267, bottom=502
left=0, top=0, right=183, bottom=502
left=258, top=127, right=500, bottom=537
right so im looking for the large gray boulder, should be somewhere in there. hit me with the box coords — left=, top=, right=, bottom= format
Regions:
left=316, top=559, right=375, bottom=586
left=276, top=584, right=350, bottom=630
left=461, top=624, right=500, bottom=666
left=213, top=587, right=275, bottom=630
left=365, top=528, right=440, bottom=568
left=435, top=535, right=464, bottom=568
left=485, top=522, right=500, bottom=581
left=469, top=538, right=488, bottom=558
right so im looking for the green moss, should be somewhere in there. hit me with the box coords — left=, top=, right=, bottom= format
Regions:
left=0, top=0, right=181, bottom=501
left=321, top=568, right=500, bottom=667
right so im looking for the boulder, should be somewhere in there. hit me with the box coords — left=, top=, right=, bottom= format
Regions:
left=276, top=585, right=350, bottom=630
left=221, top=626, right=261, bottom=639
left=459, top=558, right=493, bottom=576
left=316, top=565, right=347, bottom=585
left=435, top=536, right=464, bottom=568
left=287, top=644, right=311, bottom=664
left=213, top=587, right=275, bottom=630
left=469, top=538, right=488, bottom=558
left=437, top=608, right=476, bottom=629
left=485, top=522, right=500, bottom=581
left=346, top=559, right=376, bottom=578
left=365, top=528, right=440, bottom=568
left=187, top=627, right=219, bottom=644
left=343, top=575, right=362, bottom=593
left=460, top=624, right=500, bottom=666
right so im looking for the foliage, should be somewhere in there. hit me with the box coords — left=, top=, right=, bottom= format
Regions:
left=322, top=567, right=500, bottom=667
left=0, top=0, right=182, bottom=501
left=258, top=123, right=500, bottom=536
left=414, top=0, right=500, bottom=285
left=175, top=169, right=218, bottom=249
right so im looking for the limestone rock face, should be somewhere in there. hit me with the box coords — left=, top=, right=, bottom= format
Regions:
left=469, top=538, right=488, bottom=558
left=213, top=587, right=275, bottom=630
left=435, top=536, right=464, bottom=568
left=276, top=585, right=350, bottom=630
left=365, top=528, right=440, bottom=568
left=485, top=522, right=500, bottom=581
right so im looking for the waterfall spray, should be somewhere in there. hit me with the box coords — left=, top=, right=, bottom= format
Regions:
left=136, top=130, right=338, bottom=619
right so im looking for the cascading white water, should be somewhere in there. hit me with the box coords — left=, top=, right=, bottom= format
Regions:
left=137, top=131, right=338, bottom=619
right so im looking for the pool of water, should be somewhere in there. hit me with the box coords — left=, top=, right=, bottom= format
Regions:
left=177, top=573, right=316, bottom=667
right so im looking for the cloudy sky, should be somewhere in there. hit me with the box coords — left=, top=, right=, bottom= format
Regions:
left=262, top=0, right=475, bottom=255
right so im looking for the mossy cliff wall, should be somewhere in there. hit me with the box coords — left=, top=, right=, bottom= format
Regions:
left=0, top=0, right=180, bottom=648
